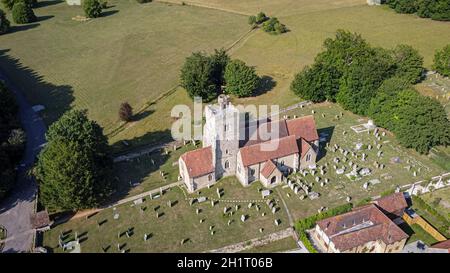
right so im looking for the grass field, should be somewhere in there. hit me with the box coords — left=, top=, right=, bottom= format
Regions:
left=0, top=0, right=248, bottom=131
left=400, top=223, right=439, bottom=246
left=43, top=178, right=290, bottom=253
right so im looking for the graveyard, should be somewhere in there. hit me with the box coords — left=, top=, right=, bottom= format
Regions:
left=276, top=102, right=445, bottom=220
left=42, top=178, right=290, bottom=253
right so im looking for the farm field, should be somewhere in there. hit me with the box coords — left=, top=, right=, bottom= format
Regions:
left=42, top=178, right=290, bottom=253
left=0, top=0, right=248, bottom=132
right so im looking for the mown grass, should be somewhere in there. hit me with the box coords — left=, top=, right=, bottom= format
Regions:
left=0, top=0, right=248, bottom=131
left=239, top=237, right=298, bottom=253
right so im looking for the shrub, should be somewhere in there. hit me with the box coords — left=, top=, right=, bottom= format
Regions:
left=255, top=12, right=268, bottom=24
left=248, top=15, right=256, bottom=26
left=1, top=0, right=15, bottom=10
left=119, top=102, right=133, bottom=122
left=262, top=17, right=287, bottom=34
left=83, top=0, right=102, bottom=18
left=0, top=8, right=9, bottom=34
left=433, top=45, right=450, bottom=77
left=12, top=1, right=36, bottom=24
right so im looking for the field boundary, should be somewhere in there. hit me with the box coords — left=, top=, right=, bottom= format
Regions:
left=155, top=0, right=252, bottom=16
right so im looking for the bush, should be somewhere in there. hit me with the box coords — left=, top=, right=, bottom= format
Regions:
left=248, top=15, right=256, bottom=26
left=0, top=8, right=9, bottom=35
left=224, top=59, right=259, bottom=97
left=119, top=102, right=133, bottom=122
left=12, top=1, right=36, bottom=24
left=1, top=0, right=15, bottom=10
left=262, top=17, right=287, bottom=34
left=83, top=0, right=102, bottom=18
left=255, top=12, right=268, bottom=24
left=433, top=45, right=450, bottom=77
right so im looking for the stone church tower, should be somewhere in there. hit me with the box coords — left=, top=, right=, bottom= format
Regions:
left=203, top=95, right=240, bottom=179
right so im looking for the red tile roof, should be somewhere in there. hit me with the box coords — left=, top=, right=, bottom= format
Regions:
left=260, top=160, right=277, bottom=178
left=244, top=119, right=289, bottom=147
left=300, top=138, right=311, bottom=159
left=431, top=239, right=450, bottom=251
left=239, top=135, right=299, bottom=167
left=180, top=146, right=214, bottom=178
left=286, top=115, right=319, bottom=142
left=316, top=204, right=408, bottom=252
left=372, top=192, right=408, bottom=216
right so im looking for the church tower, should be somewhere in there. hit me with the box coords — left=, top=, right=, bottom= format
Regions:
left=203, top=95, right=240, bottom=179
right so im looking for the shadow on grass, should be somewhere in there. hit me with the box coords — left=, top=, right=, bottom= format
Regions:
left=132, top=109, right=154, bottom=122
left=101, top=10, right=119, bottom=18
left=317, top=126, right=335, bottom=162
left=35, top=0, right=64, bottom=9
left=8, top=23, right=40, bottom=34
left=36, top=15, right=55, bottom=22
left=254, top=75, right=276, bottom=96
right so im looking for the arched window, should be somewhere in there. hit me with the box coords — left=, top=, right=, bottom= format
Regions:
left=250, top=169, right=255, bottom=176
left=225, top=149, right=229, bottom=155
left=224, top=124, right=227, bottom=132
left=271, top=176, right=277, bottom=184
left=280, top=160, right=285, bottom=166
left=208, top=174, right=212, bottom=181
left=224, top=160, right=230, bottom=169
left=306, top=154, right=311, bottom=162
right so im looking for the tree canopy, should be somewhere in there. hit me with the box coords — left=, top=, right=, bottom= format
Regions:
left=224, top=59, right=259, bottom=97
left=36, top=109, right=112, bottom=211
left=0, top=8, right=9, bottom=34
left=83, top=0, right=102, bottom=18
left=433, top=44, right=450, bottom=77
left=391, top=44, right=424, bottom=83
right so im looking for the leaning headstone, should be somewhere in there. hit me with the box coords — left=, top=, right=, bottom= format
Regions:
left=241, top=215, right=246, bottom=222
left=274, top=219, right=280, bottom=226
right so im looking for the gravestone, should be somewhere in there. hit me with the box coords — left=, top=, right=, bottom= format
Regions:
left=241, top=215, right=246, bottom=222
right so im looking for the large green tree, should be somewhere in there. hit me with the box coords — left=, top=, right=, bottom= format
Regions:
left=210, top=48, right=230, bottom=87
left=433, top=44, right=450, bottom=77
left=83, top=0, right=102, bottom=18
left=391, top=44, right=424, bottom=84
left=180, top=52, right=218, bottom=101
left=0, top=8, right=9, bottom=34
left=224, top=59, right=259, bottom=97
left=12, top=0, right=36, bottom=24
left=36, top=109, right=112, bottom=211
left=336, top=49, right=395, bottom=115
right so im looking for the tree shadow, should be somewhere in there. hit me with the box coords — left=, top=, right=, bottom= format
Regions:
left=317, top=126, right=335, bottom=162
left=107, top=129, right=175, bottom=202
left=0, top=49, right=74, bottom=214
left=101, top=10, right=119, bottom=18
left=8, top=23, right=40, bottom=34
left=131, top=109, right=154, bottom=122
left=35, top=0, right=64, bottom=8
left=36, top=15, right=55, bottom=22
left=254, top=75, right=276, bottom=96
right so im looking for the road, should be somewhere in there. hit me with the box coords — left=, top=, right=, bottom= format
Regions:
left=0, top=71, right=46, bottom=253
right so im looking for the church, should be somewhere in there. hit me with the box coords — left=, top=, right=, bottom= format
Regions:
left=179, top=95, right=319, bottom=193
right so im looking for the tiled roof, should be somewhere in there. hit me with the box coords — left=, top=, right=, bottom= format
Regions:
left=316, top=204, right=408, bottom=252
left=431, top=239, right=450, bottom=250
left=300, top=138, right=311, bottom=159
left=260, top=160, right=277, bottom=178
left=239, top=135, right=299, bottom=167
left=180, top=146, right=214, bottom=178
left=286, top=115, right=319, bottom=142
left=242, top=119, right=289, bottom=147
left=372, top=192, right=408, bottom=215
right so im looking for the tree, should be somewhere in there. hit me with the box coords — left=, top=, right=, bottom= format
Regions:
left=0, top=81, right=18, bottom=125
left=210, top=48, right=230, bottom=87
left=389, top=0, right=418, bottom=14
left=336, top=49, right=395, bottom=115
left=0, top=8, right=9, bottom=34
left=391, top=44, right=424, bottom=83
left=433, top=44, right=450, bottom=77
left=431, top=0, right=450, bottom=21
left=0, top=150, right=15, bottom=200
left=1, top=0, right=15, bottom=10
left=224, top=59, right=259, bottom=97
left=83, top=0, right=102, bottom=18
left=290, top=63, right=337, bottom=102
left=255, top=12, right=268, bottom=24
left=36, top=109, right=112, bottom=211
left=180, top=52, right=218, bottom=101
left=262, top=17, right=287, bottom=34
left=368, top=77, right=412, bottom=129
left=119, top=102, right=133, bottom=122
left=12, top=1, right=36, bottom=24
left=248, top=15, right=256, bottom=26
left=417, top=0, right=436, bottom=18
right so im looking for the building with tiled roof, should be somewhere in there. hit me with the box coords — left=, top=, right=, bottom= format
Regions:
left=314, top=203, right=409, bottom=253
left=371, top=192, right=408, bottom=219
left=179, top=95, right=319, bottom=192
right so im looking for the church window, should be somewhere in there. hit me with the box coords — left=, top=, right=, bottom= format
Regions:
left=270, top=176, right=277, bottom=184
left=306, top=154, right=311, bottom=162
left=280, top=160, right=285, bottom=166
left=225, top=160, right=230, bottom=169
left=250, top=169, right=255, bottom=176
left=224, top=124, right=227, bottom=132
left=208, top=174, right=212, bottom=181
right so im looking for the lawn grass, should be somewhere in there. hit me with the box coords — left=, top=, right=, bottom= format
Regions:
left=43, top=177, right=289, bottom=253
left=400, top=223, right=439, bottom=246
left=239, top=237, right=298, bottom=253
left=421, top=187, right=450, bottom=221
left=0, top=0, right=248, bottom=131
